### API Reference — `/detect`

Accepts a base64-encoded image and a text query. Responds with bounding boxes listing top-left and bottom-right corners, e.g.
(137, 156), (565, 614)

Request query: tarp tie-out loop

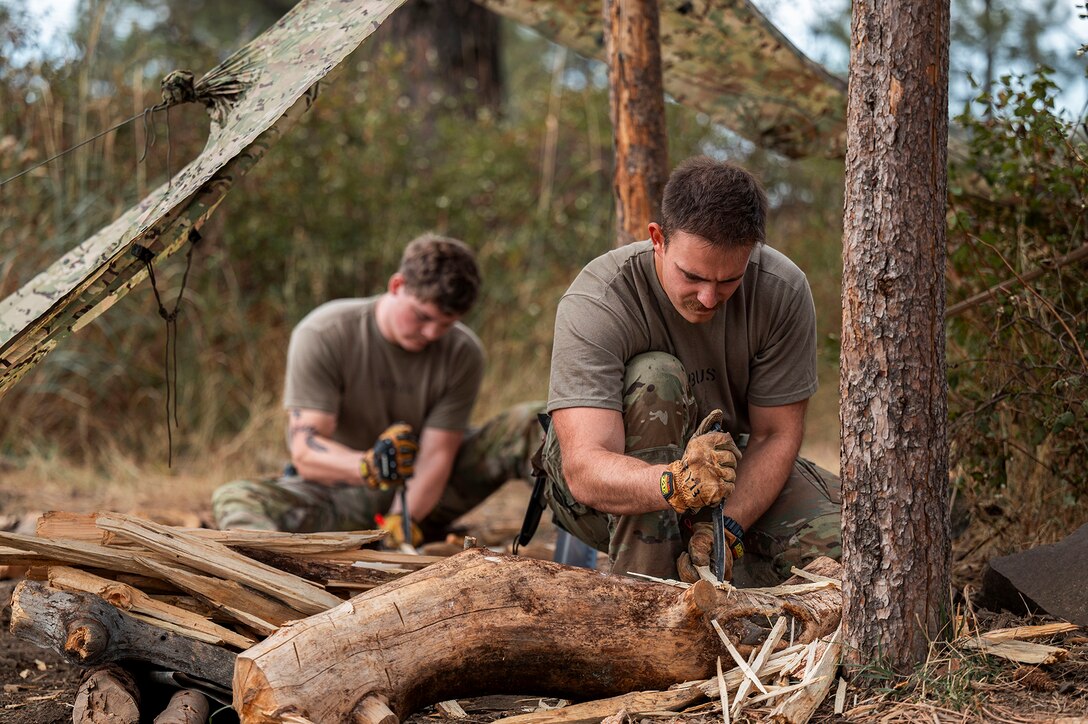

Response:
(132, 229), (202, 468)
(160, 70), (198, 106)
(159, 61), (258, 127)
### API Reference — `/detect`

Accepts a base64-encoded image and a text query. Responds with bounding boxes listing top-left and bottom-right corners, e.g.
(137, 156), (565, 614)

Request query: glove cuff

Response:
(360, 451), (380, 488)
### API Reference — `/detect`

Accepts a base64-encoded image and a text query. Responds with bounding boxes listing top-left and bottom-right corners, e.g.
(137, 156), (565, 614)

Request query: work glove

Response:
(659, 410), (741, 514)
(376, 513), (424, 548)
(676, 521), (743, 583)
(360, 423), (419, 489)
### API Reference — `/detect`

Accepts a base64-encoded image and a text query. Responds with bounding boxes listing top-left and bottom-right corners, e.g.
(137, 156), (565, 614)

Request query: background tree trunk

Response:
(383, 0), (504, 117)
(605, 0), (668, 247)
(840, 0), (952, 673)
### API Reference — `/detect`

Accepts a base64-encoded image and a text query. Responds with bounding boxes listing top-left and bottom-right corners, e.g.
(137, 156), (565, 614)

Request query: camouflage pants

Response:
(542, 352), (841, 586)
(211, 401), (546, 538)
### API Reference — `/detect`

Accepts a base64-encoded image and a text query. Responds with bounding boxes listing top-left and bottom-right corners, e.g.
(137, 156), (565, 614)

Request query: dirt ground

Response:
(1, 480), (1086, 723)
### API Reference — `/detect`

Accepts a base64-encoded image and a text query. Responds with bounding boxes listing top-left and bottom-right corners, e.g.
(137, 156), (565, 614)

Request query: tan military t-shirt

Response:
(548, 240), (817, 435)
(284, 297), (484, 449)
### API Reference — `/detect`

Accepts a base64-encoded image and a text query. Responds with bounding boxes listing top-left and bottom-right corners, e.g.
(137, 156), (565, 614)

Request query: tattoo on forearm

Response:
(289, 424), (328, 453)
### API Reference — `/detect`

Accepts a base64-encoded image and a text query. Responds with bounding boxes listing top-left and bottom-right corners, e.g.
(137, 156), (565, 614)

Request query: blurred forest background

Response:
(0, 0), (1085, 572)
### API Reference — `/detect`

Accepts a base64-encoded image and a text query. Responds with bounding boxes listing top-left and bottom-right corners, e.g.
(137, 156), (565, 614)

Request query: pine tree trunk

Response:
(605, 0), (668, 247)
(840, 0), (952, 674)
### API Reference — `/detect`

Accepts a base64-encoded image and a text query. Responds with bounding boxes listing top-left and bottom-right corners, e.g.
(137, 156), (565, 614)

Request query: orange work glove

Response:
(659, 410), (741, 514)
(676, 520), (744, 583)
(360, 423), (419, 489)
(377, 514), (424, 548)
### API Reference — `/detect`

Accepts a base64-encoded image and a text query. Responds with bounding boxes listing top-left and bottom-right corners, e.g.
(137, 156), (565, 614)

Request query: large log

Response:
(235, 550), (843, 723)
(9, 580), (236, 689)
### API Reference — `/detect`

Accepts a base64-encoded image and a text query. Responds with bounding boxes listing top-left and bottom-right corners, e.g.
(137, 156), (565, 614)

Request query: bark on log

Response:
(72, 664), (141, 724)
(153, 689), (210, 724)
(235, 550), (842, 723)
(9, 580), (236, 690)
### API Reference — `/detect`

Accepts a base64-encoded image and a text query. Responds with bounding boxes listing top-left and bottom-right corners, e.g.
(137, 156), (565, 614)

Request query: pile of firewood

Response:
(0, 511), (436, 720)
(2, 511), (848, 723)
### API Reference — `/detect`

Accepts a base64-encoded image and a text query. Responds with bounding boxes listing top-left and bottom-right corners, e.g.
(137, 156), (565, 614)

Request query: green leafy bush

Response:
(946, 69), (1087, 531)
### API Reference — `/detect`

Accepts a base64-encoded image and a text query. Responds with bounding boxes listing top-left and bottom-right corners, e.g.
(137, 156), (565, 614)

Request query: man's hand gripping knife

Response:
(658, 410), (745, 583)
(360, 423), (423, 549)
(359, 422), (419, 489)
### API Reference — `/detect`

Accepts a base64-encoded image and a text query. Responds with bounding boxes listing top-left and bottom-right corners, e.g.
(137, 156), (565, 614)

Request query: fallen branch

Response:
(10, 580), (236, 689)
(234, 551), (843, 723)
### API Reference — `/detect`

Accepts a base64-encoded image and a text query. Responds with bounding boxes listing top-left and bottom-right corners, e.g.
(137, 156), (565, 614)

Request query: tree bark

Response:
(605, 0), (668, 247)
(72, 664), (141, 724)
(841, 0), (951, 673)
(9, 580), (236, 690)
(234, 550), (843, 723)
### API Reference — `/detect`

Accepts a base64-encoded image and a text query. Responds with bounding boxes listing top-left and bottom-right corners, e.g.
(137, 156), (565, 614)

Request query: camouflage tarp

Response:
(0, 0), (405, 399)
(0, 0), (844, 401)
(477, 0), (847, 159)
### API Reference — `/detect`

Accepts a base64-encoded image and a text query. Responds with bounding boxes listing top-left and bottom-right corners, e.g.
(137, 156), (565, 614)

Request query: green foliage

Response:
(946, 69), (1088, 529)
(0, 3), (846, 475)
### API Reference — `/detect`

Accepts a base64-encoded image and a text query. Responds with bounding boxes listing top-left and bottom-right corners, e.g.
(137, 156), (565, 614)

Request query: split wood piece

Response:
(235, 547), (400, 589)
(435, 700), (469, 719)
(137, 557), (295, 634)
(295, 549), (447, 568)
(494, 687), (704, 724)
(523, 640), (814, 723)
(10, 580), (236, 689)
(37, 510), (384, 553)
(48, 566), (255, 649)
(768, 626), (842, 724)
(97, 513), (342, 615)
(961, 637), (1069, 665)
(153, 689), (210, 724)
(975, 622), (1080, 641)
(354, 695), (398, 724)
(149, 594), (222, 620)
(716, 657), (730, 724)
(72, 664), (140, 724)
(730, 616), (788, 717)
(234, 551), (843, 723)
(0, 531), (159, 577)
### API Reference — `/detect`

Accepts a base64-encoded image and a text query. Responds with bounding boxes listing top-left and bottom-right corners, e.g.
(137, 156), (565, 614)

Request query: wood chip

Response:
(788, 566), (842, 586)
(436, 700), (468, 719)
(833, 676), (847, 714)
(716, 656), (730, 724)
(731, 616), (787, 716)
(710, 619), (768, 695)
(769, 627), (843, 724)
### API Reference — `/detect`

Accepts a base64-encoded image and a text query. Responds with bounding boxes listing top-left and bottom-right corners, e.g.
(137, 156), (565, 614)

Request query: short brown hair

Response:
(660, 157), (767, 248)
(399, 234), (480, 315)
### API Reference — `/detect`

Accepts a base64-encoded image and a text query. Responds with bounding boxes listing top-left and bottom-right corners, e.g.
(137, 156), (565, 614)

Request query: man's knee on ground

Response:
(767, 512), (843, 579)
(210, 479), (280, 531)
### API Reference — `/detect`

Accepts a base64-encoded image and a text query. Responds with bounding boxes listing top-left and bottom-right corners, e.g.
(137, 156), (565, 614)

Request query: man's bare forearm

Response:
(563, 449), (671, 515)
(288, 422), (366, 485)
(721, 432), (799, 530)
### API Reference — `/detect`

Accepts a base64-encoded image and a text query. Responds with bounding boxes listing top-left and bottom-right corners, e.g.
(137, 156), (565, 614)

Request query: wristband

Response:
(659, 470), (676, 501)
(722, 515), (745, 560)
